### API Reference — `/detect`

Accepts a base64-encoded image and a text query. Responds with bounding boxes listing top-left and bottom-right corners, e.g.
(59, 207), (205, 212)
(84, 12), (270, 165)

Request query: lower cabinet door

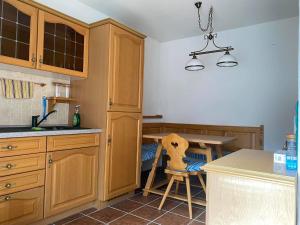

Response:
(44, 147), (98, 217)
(0, 187), (44, 225)
(106, 112), (142, 200)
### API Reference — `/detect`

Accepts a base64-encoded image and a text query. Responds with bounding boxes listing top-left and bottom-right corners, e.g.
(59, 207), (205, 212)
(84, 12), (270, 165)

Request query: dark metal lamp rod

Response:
(189, 47), (234, 56)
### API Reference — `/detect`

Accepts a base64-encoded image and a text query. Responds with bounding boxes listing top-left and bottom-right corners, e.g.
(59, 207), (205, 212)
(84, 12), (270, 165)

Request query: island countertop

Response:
(202, 149), (296, 185)
(203, 149), (296, 225)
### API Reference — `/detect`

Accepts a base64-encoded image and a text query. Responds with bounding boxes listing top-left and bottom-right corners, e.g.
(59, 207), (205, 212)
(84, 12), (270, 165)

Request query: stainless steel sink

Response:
(41, 126), (84, 131)
(0, 126), (84, 133)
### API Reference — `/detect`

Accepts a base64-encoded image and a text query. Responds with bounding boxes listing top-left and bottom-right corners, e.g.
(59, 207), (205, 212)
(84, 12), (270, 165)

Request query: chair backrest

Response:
(162, 133), (189, 171)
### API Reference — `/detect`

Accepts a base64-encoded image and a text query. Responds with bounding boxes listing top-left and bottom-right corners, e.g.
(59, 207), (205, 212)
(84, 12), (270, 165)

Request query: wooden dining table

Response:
(142, 132), (236, 206)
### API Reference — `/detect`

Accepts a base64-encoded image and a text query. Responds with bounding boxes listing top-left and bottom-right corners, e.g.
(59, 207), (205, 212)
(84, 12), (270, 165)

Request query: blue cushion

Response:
(186, 152), (206, 161)
(185, 157), (206, 172)
(141, 143), (158, 162)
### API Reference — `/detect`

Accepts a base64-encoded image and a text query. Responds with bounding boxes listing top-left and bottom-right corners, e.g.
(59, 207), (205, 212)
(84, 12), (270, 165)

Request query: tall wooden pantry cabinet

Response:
(71, 19), (145, 201)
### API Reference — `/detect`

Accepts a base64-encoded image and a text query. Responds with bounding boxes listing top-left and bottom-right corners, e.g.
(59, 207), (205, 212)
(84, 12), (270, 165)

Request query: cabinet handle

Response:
(48, 156), (53, 168)
(39, 55), (43, 65)
(1, 145), (17, 150)
(31, 54), (36, 65)
(4, 183), (15, 189)
(109, 98), (113, 107)
(0, 195), (12, 202)
(107, 135), (112, 145)
(1, 163), (16, 169)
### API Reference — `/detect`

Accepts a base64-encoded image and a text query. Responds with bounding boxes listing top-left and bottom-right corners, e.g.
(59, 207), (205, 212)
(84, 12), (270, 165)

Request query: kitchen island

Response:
(203, 149), (296, 225)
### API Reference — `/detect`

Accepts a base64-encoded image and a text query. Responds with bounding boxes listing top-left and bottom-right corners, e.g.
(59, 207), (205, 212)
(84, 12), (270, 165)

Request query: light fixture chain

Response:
(197, 6), (214, 33)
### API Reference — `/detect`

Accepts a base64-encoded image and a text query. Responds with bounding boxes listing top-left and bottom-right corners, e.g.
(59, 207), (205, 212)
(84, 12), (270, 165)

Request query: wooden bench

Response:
(143, 123), (264, 151)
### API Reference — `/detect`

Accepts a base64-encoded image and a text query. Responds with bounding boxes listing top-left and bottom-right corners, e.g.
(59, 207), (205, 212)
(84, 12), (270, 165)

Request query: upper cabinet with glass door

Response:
(37, 11), (89, 78)
(0, 0), (38, 68)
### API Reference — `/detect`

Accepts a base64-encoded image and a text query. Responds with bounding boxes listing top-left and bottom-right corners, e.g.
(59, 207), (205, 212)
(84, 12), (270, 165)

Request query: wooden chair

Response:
(158, 133), (207, 219)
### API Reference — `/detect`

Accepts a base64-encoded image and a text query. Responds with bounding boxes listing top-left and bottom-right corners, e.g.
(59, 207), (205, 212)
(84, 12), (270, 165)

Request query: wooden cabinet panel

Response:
(108, 25), (144, 112)
(0, 170), (44, 196)
(47, 134), (100, 152)
(44, 147), (98, 217)
(0, 137), (46, 157)
(106, 112), (141, 199)
(0, 0), (38, 68)
(37, 10), (89, 77)
(0, 153), (45, 177)
(0, 187), (44, 225)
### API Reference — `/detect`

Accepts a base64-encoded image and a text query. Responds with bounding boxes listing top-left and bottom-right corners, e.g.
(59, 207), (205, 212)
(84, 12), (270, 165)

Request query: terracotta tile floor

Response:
(52, 184), (206, 225)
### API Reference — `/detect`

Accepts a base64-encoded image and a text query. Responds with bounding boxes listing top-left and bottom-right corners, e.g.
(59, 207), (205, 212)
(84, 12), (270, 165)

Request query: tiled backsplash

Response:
(0, 70), (70, 126)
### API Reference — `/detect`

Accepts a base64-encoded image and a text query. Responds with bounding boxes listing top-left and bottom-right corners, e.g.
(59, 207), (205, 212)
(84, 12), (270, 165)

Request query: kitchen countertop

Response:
(202, 149), (297, 185)
(0, 128), (102, 138)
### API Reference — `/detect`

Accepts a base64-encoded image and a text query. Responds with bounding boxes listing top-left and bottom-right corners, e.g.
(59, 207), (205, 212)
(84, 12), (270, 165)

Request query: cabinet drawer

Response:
(0, 187), (44, 225)
(47, 134), (100, 152)
(0, 137), (46, 157)
(0, 170), (45, 196)
(0, 153), (45, 177)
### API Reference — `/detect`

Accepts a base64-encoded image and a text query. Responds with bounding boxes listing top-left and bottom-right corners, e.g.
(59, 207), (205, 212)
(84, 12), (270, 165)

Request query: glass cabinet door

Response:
(37, 11), (89, 78)
(0, 0), (37, 68)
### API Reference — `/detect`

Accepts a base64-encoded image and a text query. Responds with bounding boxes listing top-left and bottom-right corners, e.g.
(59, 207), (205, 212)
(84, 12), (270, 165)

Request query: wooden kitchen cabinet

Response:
(0, 136), (46, 158)
(0, 0), (38, 68)
(0, 187), (44, 225)
(106, 112), (142, 199)
(0, 0), (89, 77)
(0, 153), (45, 177)
(37, 10), (89, 77)
(71, 19), (145, 201)
(108, 26), (144, 113)
(0, 170), (45, 196)
(47, 133), (100, 152)
(44, 147), (98, 217)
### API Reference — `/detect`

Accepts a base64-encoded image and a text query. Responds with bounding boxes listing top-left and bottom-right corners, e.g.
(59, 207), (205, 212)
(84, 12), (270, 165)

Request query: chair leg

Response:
(175, 181), (180, 195)
(197, 173), (206, 194)
(158, 176), (175, 210)
(185, 176), (193, 219)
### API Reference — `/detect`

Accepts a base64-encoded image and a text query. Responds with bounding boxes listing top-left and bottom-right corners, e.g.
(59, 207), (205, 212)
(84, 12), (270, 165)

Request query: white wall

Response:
(144, 17), (298, 151)
(143, 37), (162, 117)
(34, 0), (108, 23)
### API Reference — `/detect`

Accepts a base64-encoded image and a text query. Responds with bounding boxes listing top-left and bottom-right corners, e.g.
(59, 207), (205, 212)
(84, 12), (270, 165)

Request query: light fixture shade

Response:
(185, 55), (205, 71)
(216, 51), (238, 67)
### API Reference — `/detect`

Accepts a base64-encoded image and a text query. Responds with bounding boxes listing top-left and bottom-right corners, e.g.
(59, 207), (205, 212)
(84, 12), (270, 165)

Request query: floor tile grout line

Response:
(129, 198), (176, 224)
(128, 196), (161, 206)
(61, 213), (85, 225)
(144, 195), (205, 214)
(109, 203), (152, 223)
(127, 197), (160, 206)
(61, 190), (205, 225)
(127, 212), (152, 223)
(85, 214), (110, 224)
(107, 213), (129, 225)
(88, 206), (131, 225)
(194, 210), (206, 223)
(145, 200), (205, 221)
(110, 200), (147, 214)
(138, 198), (186, 224)
(82, 209), (99, 216)
(146, 206), (175, 224)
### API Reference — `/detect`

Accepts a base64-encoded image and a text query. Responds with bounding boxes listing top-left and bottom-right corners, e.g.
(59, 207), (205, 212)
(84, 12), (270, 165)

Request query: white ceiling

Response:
(36, 0), (298, 42)
(77, 0), (298, 41)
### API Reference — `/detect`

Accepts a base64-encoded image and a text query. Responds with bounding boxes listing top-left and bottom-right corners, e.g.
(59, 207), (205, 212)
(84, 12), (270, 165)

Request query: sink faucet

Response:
(32, 110), (57, 127)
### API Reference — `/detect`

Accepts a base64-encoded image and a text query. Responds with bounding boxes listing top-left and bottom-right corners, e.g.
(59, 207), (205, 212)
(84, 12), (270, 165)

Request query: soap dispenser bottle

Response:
(72, 105), (81, 128)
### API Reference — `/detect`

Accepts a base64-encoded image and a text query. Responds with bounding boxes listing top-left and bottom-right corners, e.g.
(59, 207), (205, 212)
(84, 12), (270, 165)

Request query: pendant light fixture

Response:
(185, 2), (238, 71)
(185, 54), (205, 71)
